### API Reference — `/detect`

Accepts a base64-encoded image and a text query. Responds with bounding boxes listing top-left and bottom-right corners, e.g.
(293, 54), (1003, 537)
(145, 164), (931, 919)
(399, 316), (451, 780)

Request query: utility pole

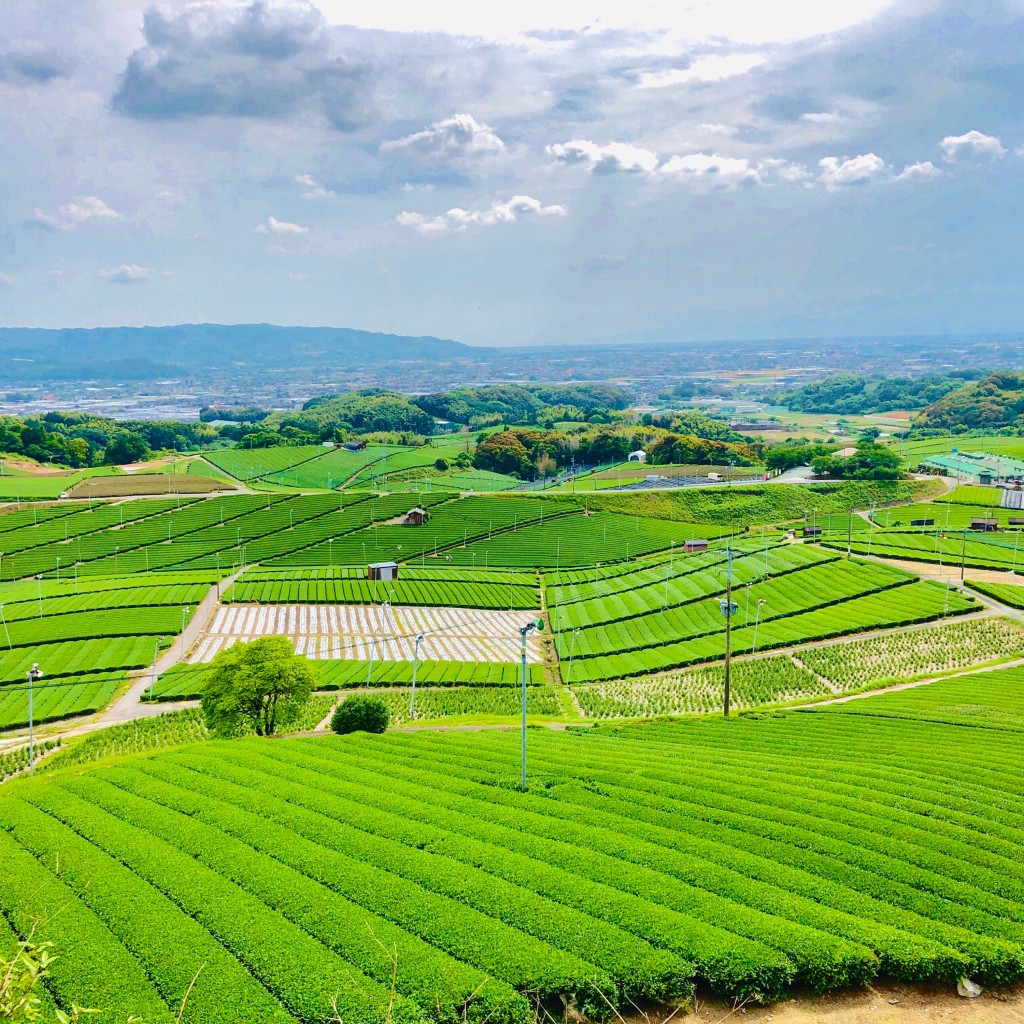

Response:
(27, 664), (43, 774)
(408, 633), (425, 719)
(519, 619), (544, 791)
(721, 544), (735, 717)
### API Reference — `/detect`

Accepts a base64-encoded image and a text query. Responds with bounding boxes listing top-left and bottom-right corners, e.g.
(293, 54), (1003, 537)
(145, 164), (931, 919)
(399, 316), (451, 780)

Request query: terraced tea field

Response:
(568, 617), (1024, 718)
(5, 672), (1024, 1019)
(149, 658), (547, 701)
(227, 566), (540, 609)
(0, 482), (1010, 735)
(0, 572), (216, 728)
(546, 543), (980, 683)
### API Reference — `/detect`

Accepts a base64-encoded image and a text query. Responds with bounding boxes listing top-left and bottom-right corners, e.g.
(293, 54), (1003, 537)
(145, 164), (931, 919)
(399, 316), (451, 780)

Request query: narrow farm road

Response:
(99, 568), (243, 725)
(809, 651), (1024, 707)
(3, 571), (244, 751)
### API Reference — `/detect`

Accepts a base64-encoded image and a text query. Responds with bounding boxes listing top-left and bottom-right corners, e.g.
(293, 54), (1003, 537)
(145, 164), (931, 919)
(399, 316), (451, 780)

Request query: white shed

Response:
(628, 450), (647, 463)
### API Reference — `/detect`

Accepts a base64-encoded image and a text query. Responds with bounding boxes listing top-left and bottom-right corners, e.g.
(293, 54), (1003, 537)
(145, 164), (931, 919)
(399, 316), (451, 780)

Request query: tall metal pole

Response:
(565, 627), (580, 686)
(724, 545), (733, 717)
(753, 600), (766, 652)
(409, 633), (424, 719)
(180, 607), (189, 659)
(27, 664), (42, 774)
(148, 637), (162, 700)
(0, 605), (10, 649)
(518, 619), (542, 791)
(520, 627), (529, 791)
(960, 528), (968, 585)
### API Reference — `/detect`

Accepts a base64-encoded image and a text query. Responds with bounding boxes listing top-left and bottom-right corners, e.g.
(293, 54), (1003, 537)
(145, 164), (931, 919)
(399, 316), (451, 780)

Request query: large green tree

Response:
(202, 637), (316, 738)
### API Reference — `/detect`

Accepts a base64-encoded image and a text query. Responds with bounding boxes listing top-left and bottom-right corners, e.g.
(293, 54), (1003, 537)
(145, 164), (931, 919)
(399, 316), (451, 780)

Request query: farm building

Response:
(921, 449), (1024, 486)
(404, 507), (430, 526)
(367, 561), (399, 581)
(343, 440), (367, 452)
(627, 450), (647, 463)
(801, 526), (822, 538)
(683, 539), (709, 553)
(971, 518), (999, 532)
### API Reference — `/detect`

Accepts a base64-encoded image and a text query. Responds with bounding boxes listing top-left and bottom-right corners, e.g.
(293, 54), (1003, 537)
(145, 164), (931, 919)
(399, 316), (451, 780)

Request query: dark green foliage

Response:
(811, 441), (903, 480)
(415, 383), (631, 427)
(917, 371), (1024, 430)
(202, 637), (317, 737)
(286, 390), (435, 436)
(331, 696), (389, 734)
(777, 372), (966, 415)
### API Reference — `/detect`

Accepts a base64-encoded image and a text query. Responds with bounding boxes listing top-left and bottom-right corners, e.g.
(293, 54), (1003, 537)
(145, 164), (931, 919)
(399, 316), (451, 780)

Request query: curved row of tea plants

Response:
(7, 687), (1022, 1018)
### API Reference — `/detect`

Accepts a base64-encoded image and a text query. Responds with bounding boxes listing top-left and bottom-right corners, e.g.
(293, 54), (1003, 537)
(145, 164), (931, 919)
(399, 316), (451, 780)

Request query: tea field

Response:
(568, 617), (1024, 718)
(546, 542), (981, 683)
(4, 672), (1024, 1019)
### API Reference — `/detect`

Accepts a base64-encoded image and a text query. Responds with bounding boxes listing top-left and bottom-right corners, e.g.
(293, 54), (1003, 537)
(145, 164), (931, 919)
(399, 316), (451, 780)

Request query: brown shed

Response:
(404, 507), (430, 526)
(971, 518), (999, 532)
(367, 561), (399, 581)
(683, 538), (709, 553)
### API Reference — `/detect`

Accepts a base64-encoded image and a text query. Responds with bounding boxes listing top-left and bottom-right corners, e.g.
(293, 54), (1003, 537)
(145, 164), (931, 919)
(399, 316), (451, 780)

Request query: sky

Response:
(1, 0), (1024, 346)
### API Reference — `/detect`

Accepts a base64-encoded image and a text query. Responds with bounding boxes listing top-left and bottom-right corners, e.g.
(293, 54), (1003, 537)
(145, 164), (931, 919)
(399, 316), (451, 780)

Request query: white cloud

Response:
(295, 173), (334, 199)
(939, 130), (1006, 162)
(547, 140), (659, 173)
(382, 114), (506, 161)
(314, 0), (899, 47)
(659, 152), (761, 189)
(802, 111), (846, 125)
(99, 264), (152, 284)
(549, 144), (812, 189)
(0, 273), (16, 288)
(817, 153), (888, 189)
(255, 216), (309, 235)
(700, 123), (732, 135)
(25, 196), (121, 232)
(759, 158), (812, 183)
(895, 160), (941, 182)
(402, 183), (436, 193)
(637, 52), (766, 89)
(397, 195), (566, 235)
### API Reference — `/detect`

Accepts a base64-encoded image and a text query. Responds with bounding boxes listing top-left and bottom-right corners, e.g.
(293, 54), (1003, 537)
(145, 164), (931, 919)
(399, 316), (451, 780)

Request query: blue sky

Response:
(1, 0), (1023, 346)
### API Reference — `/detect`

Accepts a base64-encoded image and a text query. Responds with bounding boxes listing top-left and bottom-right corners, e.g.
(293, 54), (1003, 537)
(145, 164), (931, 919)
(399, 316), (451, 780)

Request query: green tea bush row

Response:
(799, 618), (1024, 688)
(573, 657), (830, 718)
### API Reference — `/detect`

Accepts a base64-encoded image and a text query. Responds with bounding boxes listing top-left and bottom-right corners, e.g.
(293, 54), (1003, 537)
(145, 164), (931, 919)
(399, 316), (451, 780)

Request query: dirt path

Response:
(812, 649), (1024, 707)
(676, 980), (1024, 1024)
(856, 555), (1024, 588)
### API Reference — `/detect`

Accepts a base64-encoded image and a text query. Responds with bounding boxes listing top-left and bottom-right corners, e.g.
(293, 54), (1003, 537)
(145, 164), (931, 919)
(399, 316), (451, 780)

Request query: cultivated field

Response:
(4, 673), (1024, 1019)
(1, 474), (1024, 1018)
(188, 604), (546, 665)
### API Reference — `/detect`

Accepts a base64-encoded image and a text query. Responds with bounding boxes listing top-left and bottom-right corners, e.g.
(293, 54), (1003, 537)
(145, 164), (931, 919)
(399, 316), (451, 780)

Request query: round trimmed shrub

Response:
(330, 696), (389, 735)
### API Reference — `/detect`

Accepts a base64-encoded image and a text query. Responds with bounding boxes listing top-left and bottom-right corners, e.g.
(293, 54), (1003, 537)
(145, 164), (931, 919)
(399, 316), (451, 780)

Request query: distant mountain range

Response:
(0, 323), (473, 381)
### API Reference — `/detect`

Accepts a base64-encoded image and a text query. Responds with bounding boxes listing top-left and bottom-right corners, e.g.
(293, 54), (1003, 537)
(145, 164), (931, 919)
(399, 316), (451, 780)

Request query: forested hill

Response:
(773, 372), (967, 415)
(0, 323), (471, 378)
(916, 371), (1024, 429)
